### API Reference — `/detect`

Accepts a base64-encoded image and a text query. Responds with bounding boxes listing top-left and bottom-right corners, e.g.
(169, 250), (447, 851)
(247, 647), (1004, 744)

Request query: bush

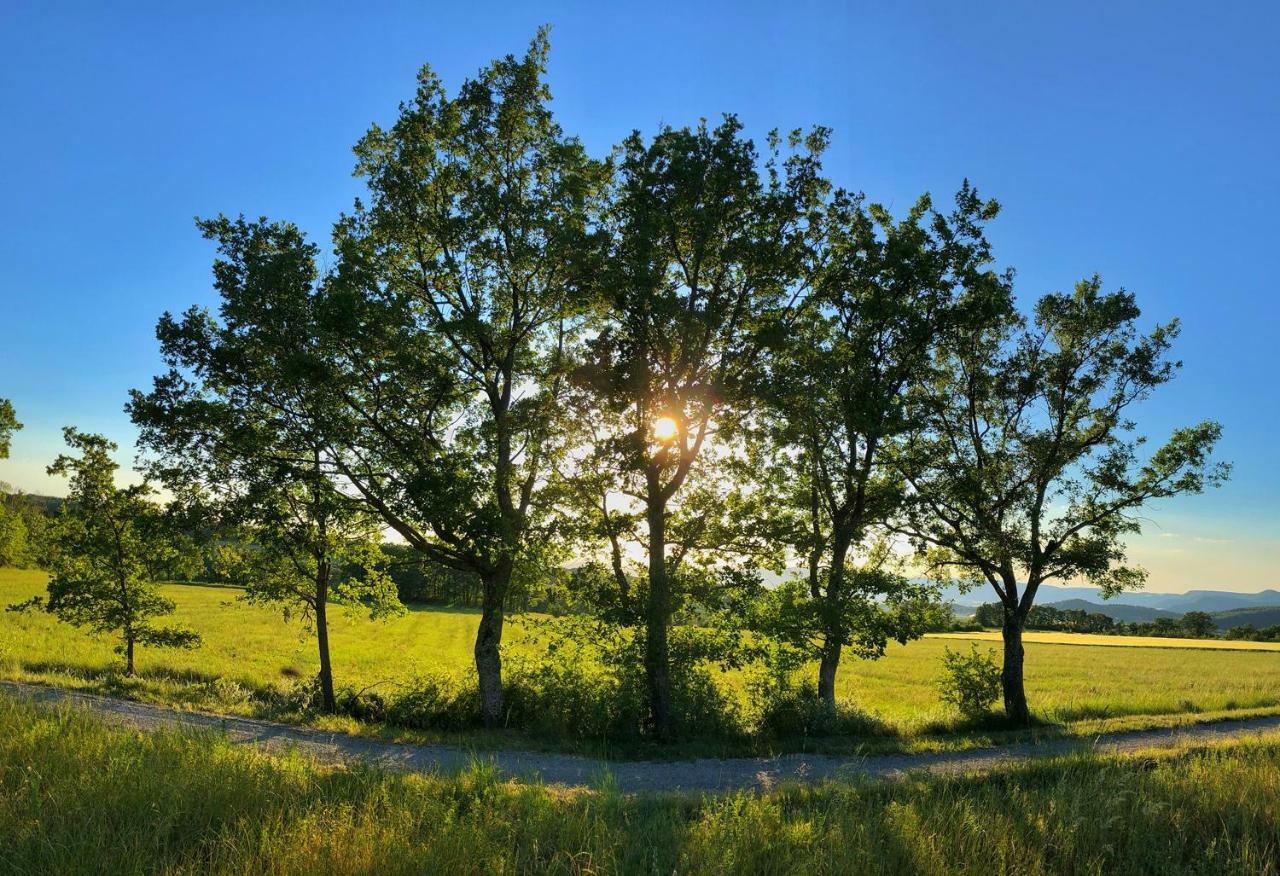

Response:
(502, 624), (744, 742)
(326, 619), (745, 743)
(751, 671), (839, 738)
(746, 647), (893, 739)
(938, 644), (1001, 720)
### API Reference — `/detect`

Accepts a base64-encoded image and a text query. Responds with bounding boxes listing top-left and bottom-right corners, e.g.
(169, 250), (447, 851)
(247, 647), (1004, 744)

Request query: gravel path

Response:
(6, 680), (1279, 793)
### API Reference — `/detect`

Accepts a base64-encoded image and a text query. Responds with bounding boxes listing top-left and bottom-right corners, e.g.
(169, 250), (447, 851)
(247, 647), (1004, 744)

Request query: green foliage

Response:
(566, 115), (827, 736)
(303, 30), (608, 725)
(0, 491), (52, 570)
(0, 504), (29, 567)
(505, 616), (745, 742)
(901, 276), (1230, 721)
(748, 183), (1011, 703)
(12, 429), (200, 671)
(745, 647), (892, 739)
(938, 644), (1002, 721)
(0, 397), (20, 459)
(750, 570), (935, 662)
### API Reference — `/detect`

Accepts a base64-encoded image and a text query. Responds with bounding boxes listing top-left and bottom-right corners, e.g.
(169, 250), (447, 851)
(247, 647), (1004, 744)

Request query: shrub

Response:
(748, 668), (893, 739)
(502, 626), (744, 742)
(271, 674), (324, 714)
(938, 644), (1001, 720)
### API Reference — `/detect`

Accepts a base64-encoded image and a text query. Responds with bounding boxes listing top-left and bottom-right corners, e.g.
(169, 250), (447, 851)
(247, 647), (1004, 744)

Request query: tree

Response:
(129, 217), (401, 712)
(1181, 610), (1217, 638)
(311, 31), (603, 726)
(11, 429), (199, 674)
(0, 500), (29, 567)
(0, 398), (20, 459)
(569, 119), (825, 737)
(897, 279), (1229, 723)
(752, 183), (1011, 709)
(0, 488), (51, 570)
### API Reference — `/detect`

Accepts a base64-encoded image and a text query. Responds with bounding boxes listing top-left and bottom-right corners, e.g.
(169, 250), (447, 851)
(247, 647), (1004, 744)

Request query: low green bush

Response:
(938, 643), (1002, 720)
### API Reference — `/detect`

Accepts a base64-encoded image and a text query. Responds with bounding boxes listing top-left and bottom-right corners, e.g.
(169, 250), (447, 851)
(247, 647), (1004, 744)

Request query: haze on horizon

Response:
(1, 1), (1276, 593)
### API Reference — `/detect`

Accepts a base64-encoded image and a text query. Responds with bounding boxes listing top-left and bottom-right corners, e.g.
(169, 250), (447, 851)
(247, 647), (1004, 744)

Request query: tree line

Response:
(971, 602), (1222, 639)
(2, 31), (1228, 738)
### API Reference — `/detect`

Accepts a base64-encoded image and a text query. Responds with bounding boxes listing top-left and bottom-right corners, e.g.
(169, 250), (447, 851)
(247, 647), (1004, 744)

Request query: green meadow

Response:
(5, 567), (1280, 755)
(2, 695), (1278, 875)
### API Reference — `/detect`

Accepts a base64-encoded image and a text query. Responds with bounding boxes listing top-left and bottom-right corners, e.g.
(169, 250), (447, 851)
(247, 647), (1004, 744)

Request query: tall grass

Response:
(2, 696), (1278, 874)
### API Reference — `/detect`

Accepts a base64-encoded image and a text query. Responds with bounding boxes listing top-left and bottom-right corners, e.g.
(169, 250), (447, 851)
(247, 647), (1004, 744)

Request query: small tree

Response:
(0, 398), (20, 459)
(0, 499), (29, 567)
(898, 279), (1229, 724)
(1181, 610), (1217, 638)
(129, 217), (401, 713)
(13, 429), (199, 674)
(229, 509), (399, 712)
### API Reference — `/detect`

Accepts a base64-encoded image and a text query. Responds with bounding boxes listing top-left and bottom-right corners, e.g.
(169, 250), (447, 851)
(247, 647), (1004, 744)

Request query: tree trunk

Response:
(314, 564), (336, 714)
(816, 526), (853, 712)
(1001, 611), (1031, 725)
(475, 564), (509, 729)
(125, 635), (135, 676)
(645, 499), (673, 739)
(817, 637), (842, 711)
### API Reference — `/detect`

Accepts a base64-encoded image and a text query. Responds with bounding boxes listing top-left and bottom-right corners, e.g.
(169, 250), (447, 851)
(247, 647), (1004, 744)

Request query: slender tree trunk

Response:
(125, 635), (135, 676)
(817, 638), (842, 709)
(1001, 610), (1031, 725)
(816, 526), (853, 712)
(314, 564), (336, 714)
(475, 563), (509, 729)
(645, 497), (673, 739)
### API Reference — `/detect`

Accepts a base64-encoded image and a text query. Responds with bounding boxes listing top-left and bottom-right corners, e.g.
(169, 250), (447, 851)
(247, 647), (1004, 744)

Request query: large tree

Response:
(752, 184), (1013, 709)
(11, 429), (199, 674)
(129, 217), (400, 713)
(313, 31), (603, 726)
(571, 120), (826, 737)
(897, 278), (1228, 723)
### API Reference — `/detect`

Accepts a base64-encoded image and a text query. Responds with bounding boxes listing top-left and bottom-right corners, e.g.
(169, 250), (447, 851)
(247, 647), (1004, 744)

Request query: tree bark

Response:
(125, 635), (135, 676)
(475, 564), (509, 729)
(314, 563), (336, 714)
(816, 526), (853, 712)
(1001, 611), (1031, 725)
(817, 638), (842, 710)
(645, 498), (673, 739)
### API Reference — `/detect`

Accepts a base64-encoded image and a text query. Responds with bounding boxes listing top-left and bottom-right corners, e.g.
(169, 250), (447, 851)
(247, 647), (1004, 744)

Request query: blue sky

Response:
(1, 1), (1276, 590)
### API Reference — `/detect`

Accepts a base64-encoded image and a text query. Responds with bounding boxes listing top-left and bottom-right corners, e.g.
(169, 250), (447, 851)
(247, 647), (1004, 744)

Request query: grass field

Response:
(4, 568), (1280, 753)
(2, 695), (1278, 874)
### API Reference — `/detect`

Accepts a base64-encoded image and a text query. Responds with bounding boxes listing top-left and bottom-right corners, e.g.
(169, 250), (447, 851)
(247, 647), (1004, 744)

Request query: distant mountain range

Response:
(939, 581), (1280, 615)
(1208, 606), (1280, 630)
(1041, 599), (1181, 624)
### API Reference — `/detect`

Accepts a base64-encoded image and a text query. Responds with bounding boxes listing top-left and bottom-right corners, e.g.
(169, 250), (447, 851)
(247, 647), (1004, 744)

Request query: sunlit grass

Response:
(4, 567), (1280, 755)
(2, 695), (1278, 874)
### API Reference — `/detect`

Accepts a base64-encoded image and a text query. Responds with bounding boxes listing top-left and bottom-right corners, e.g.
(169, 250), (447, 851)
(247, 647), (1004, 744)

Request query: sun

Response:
(653, 416), (679, 442)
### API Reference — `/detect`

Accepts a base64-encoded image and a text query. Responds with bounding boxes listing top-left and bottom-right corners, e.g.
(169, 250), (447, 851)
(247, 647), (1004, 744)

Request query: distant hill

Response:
(1043, 599), (1181, 624)
(1211, 607), (1280, 630)
(939, 581), (1280, 614)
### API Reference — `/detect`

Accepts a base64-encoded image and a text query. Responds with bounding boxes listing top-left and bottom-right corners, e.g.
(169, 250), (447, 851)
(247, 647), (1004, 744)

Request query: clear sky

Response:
(1, 1), (1276, 591)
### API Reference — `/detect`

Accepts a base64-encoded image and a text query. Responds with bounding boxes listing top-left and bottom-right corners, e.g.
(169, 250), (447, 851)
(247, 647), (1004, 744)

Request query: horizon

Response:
(2, 1), (1277, 593)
